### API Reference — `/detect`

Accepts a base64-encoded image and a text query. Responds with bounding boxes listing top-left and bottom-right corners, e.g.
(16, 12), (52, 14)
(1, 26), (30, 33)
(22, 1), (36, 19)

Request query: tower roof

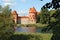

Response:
(29, 7), (37, 13)
(11, 10), (18, 15)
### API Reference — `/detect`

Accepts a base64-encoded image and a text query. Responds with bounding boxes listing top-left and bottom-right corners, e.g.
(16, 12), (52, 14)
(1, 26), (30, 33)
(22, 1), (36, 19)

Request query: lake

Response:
(15, 27), (42, 33)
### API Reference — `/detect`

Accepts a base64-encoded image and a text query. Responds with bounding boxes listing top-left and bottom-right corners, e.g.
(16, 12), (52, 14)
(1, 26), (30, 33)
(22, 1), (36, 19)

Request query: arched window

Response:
(32, 15), (34, 17)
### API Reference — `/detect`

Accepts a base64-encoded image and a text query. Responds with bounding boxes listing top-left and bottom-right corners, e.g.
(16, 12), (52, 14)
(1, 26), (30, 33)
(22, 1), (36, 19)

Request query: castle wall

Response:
(11, 7), (38, 24)
(17, 17), (21, 24)
(20, 17), (29, 24)
(29, 13), (37, 24)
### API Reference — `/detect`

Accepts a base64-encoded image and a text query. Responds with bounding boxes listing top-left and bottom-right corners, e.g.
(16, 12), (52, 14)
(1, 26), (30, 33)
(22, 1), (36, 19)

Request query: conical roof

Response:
(29, 7), (37, 13)
(11, 10), (18, 15)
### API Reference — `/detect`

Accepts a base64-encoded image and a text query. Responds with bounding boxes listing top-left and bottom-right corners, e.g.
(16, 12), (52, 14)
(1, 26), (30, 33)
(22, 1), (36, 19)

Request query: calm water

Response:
(15, 27), (42, 33)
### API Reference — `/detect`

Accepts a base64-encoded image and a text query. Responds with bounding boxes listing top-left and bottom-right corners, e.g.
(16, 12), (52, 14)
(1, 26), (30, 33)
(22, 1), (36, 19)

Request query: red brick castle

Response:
(11, 7), (39, 24)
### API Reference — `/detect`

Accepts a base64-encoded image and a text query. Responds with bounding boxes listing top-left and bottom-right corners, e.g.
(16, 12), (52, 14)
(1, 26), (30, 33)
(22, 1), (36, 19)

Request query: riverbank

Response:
(11, 32), (53, 40)
(17, 23), (48, 28)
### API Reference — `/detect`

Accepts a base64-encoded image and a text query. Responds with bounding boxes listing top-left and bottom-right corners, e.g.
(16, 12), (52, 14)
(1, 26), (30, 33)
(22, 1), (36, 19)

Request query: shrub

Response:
(8, 32), (52, 40)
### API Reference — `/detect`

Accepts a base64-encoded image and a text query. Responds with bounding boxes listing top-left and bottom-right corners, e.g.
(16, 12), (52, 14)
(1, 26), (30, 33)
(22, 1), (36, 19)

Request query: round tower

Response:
(11, 10), (18, 24)
(29, 7), (37, 24)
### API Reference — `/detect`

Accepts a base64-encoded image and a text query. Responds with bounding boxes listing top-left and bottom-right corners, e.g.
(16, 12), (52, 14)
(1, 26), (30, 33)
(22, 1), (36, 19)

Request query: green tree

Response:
(41, 0), (60, 9)
(0, 5), (2, 11)
(37, 13), (41, 23)
(40, 0), (60, 40)
(40, 7), (50, 24)
(45, 9), (60, 40)
(0, 5), (14, 40)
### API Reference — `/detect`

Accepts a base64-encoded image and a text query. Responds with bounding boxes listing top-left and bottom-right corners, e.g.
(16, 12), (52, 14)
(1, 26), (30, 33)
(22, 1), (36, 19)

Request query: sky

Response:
(0, 0), (52, 16)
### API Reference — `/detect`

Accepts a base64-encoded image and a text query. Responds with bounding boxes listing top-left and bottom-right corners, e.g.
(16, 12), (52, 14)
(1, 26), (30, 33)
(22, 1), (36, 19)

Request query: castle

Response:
(11, 7), (39, 24)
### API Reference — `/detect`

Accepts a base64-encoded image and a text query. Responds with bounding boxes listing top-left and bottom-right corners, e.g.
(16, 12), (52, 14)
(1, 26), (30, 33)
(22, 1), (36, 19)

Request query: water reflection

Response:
(15, 27), (42, 33)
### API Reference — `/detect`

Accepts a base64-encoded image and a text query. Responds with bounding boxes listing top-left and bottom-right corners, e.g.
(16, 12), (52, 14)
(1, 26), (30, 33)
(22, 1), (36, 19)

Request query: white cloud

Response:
(3, 0), (11, 2)
(21, 0), (26, 2)
(2, 0), (16, 6)
(3, 0), (16, 2)
(17, 10), (29, 16)
(4, 2), (16, 6)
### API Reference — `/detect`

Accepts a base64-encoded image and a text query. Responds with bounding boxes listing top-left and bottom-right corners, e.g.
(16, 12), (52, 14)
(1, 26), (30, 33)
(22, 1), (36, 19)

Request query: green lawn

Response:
(14, 32), (53, 40)
(17, 23), (48, 28)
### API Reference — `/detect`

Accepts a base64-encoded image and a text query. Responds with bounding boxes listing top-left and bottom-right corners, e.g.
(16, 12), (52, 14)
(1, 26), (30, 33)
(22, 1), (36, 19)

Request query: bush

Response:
(9, 34), (43, 40)
(8, 32), (52, 40)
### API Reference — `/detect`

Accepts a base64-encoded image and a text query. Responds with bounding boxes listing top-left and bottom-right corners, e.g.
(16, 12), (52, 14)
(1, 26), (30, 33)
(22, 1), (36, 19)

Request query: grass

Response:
(17, 23), (48, 28)
(14, 32), (53, 40)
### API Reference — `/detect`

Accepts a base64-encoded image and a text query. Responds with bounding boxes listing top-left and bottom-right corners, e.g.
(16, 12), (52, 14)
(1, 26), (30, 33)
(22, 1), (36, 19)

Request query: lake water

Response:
(15, 27), (42, 33)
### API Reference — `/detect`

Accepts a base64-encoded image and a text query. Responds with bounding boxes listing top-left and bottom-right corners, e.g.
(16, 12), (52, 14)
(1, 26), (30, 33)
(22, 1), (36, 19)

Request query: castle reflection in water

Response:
(15, 27), (42, 32)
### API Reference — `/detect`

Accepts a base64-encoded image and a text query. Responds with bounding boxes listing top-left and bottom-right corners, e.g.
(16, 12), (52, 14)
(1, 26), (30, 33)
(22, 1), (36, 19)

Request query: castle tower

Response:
(29, 7), (37, 24)
(11, 11), (18, 24)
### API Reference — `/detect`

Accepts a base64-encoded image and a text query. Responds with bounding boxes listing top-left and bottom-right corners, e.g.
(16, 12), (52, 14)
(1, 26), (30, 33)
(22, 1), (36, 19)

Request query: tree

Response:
(40, 7), (50, 24)
(45, 9), (60, 40)
(0, 5), (2, 11)
(41, 0), (60, 9)
(37, 13), (41, 23)
(40, 0), (60, 40)
(0, 5), (14, 40)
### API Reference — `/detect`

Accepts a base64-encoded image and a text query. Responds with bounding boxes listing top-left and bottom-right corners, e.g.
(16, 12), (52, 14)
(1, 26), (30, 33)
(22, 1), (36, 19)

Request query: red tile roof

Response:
(29, 7), (37, 13)
(11, 10), (18, 15)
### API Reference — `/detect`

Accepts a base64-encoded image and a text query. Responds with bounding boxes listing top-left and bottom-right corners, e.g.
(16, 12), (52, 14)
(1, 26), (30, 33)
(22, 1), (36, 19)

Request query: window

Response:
(32, 15), (34, 17)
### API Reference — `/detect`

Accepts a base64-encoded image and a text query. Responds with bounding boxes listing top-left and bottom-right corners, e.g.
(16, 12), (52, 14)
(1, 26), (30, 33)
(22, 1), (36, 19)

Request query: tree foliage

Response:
(37, 13), (41, 23)
(41, 0), (60, 9)
(46, 9), (60, 40)
(40, 7), (50, 24)
(40, 0), (60, 40)
(0, 5), (14, 40)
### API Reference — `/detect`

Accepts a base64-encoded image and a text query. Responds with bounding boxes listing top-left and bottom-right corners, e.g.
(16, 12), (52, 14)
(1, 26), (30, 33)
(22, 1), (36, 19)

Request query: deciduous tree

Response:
(0, 5), (14, 40)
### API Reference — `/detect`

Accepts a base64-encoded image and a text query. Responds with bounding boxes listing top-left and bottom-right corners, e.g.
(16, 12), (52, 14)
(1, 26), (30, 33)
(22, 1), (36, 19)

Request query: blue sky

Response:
(0, 0), (52, 16)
